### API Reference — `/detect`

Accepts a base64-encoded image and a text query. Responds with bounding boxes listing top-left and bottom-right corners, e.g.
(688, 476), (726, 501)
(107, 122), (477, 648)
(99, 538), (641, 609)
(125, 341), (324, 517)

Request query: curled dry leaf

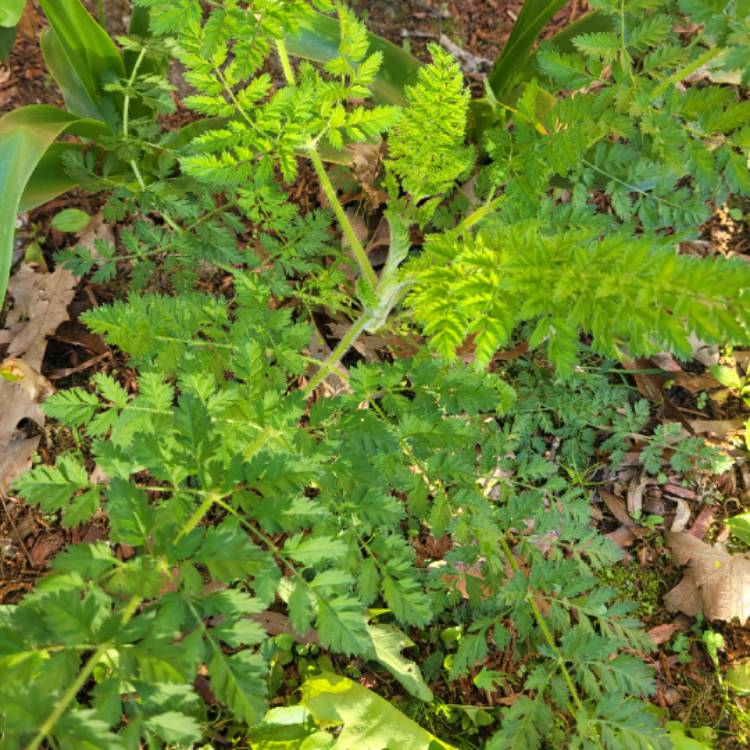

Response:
(688, 505), (716, 540)
(606, 525), (645, 549)
(599, 489), (634, 527)
(627, 472), (649, 518)
(670, 498), (691, 533)
(663, 484), (698, 501)
(647, 623), (679, 646)
(348, 142), (388, 208)
(664, 532), (750, 624)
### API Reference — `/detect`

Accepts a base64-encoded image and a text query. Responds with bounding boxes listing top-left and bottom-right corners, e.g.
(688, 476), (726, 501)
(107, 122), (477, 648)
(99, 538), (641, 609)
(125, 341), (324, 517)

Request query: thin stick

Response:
(0, 491), (35, 568)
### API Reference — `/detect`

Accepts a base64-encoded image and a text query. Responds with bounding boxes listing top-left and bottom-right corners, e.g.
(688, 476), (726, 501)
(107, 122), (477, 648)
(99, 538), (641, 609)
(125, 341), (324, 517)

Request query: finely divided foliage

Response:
(1, 0), (749, 748)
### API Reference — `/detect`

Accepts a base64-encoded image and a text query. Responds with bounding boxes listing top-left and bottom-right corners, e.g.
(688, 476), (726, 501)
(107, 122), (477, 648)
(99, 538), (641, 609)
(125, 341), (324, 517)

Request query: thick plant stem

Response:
(651, 46), (722, 100)
(304, 312), (371, 396)
(306, 147), (379, 290)
(123, 46), (148, 191)
(455, 194), (504, 234)
(27, 595), (142, 750)
(498, 535), (605, 750)
(276, 39), (296, 86)
(174, 492), (218, 541)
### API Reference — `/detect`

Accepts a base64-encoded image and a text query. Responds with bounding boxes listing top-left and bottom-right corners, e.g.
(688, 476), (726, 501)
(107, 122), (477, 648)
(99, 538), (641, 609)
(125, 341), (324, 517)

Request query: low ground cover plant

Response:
(1, 0), (749, 748)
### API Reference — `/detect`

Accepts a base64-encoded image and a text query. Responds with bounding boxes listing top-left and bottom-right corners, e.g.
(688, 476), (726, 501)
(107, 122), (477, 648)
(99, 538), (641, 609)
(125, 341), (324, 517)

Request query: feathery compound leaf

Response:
(209, 649), (268, 726)
(315, 595), (371, 656)
(381, 571), (433, 628)
(4, 2), (747, 747)
(43, 387), (101, 427)
(572, 32), (619, 61)
(408, 225), (750, 370)
(387, 44), (474, 201)
(14, 455), (93, 519)
(283, 533), (349, 566)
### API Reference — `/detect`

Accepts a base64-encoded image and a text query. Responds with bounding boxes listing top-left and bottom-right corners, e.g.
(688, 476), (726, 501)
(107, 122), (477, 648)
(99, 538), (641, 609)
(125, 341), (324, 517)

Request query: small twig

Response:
(437, 34), (492, 74)
(407, 0), (451, 18)
(400, 30), (492, 74)
(47, 351), (112, 381)
(0, 491), (35, 569)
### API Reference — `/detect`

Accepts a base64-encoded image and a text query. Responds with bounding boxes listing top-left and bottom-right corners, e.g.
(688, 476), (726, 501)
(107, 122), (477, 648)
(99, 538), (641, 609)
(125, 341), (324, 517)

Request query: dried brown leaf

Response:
(673, 372), (722, 393)
(30, 532), (65, 567)
(2, 265), (77, 370)
(0, 358), (53, 401)
(599, 489), (634, 527)
(621, 358), (667, 401)
(670, 498), (691, 533)
(648, 623), (678, 646)
(651, 352), (683, 373)
(0, 377), (44, 482)
(688, 418), (745, 437)
(627, 473), (649, 518)
(606, 526), (638, 548)
(663, 484), (698, 501)
(0, 265), (70, 492)
(665, 532), (750, 624)
(76, 214), (113, 262)
(0, 435), (40, 493)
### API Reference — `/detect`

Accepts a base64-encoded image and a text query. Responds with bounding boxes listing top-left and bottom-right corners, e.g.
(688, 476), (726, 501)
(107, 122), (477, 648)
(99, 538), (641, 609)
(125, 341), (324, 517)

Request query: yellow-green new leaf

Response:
(301, 672), (454, 750)
(0, 0), (24, 27)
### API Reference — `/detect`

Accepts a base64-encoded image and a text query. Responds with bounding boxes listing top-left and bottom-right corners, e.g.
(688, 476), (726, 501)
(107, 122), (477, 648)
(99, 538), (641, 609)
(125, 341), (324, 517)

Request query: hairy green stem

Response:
(498, 536), (605, 750)
(215, 67), (266, 138)
(304, 312), (371, 396)
(306, 147), (379, 289)
(651, 46), (723, 100)
(174, 492), (220, 542)
(455, 194), (504, 234)
(123, 46), (148, 191)
(27, 596), (142, 750)
(276, 39), (296, 86)
(213, 497), (304, 582)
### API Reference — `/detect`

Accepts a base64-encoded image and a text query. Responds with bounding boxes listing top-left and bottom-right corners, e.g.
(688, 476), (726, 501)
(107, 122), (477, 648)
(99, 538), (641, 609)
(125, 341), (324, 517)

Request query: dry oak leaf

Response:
(0, 264), (77, 370)
(664, 532), (750, 624)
